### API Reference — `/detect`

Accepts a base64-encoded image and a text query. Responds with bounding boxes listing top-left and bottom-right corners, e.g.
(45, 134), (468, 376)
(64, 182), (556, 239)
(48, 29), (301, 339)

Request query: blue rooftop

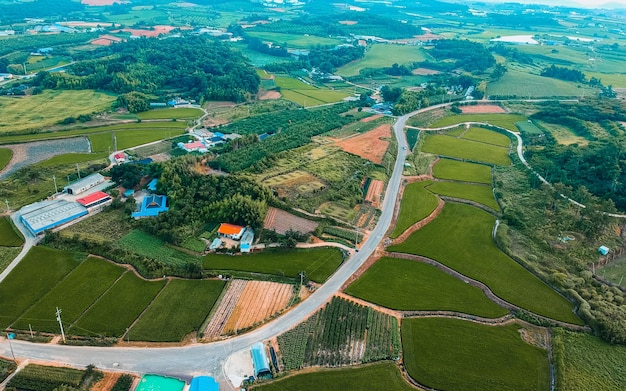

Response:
(123, 189), (135, 197)
(190, 376), (219, 391)
(132, 195), (168, 219)
(147, 178), (158, 192)
(251, 342), (271, 377)
(213, 132), (225, 138)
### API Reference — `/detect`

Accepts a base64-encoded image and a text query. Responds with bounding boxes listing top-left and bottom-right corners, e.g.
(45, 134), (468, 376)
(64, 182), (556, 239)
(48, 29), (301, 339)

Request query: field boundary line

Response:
(401, 311), (514, 325)
(434, 195), (501, 216)
(390, 198), (444, 245)
(122, 279), (170, 340)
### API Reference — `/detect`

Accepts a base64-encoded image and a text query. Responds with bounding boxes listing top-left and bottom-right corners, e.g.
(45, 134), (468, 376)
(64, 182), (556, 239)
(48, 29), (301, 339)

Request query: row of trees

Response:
(429, 39), (496, 74)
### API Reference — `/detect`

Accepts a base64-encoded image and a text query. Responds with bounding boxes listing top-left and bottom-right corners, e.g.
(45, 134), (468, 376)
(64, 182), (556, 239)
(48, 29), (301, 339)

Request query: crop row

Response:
(322, 226), (364, 244)
(7, 364), (84, 391)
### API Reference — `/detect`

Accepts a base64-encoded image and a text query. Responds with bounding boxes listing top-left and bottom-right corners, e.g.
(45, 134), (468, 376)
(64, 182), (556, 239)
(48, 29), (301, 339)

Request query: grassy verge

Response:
(0, 148), (12, 171)
(203, 247), (344, 283)
(421, 134), (511, 166)
(402, 318), (549, 391)
(0, 247), (21, 275)
(426, 181), (500, 211)
(389, 203), (581, 324)
(389, 180), (439, 239)
(138, 108), (203, 120)
(345, 257), (507, 317)
(130, 279), (225, 342)
(432, 159), (492, 184)
(0, 217), (23, 247)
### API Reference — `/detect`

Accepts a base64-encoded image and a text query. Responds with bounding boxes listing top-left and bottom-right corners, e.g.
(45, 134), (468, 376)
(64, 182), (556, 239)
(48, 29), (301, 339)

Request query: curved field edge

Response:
(432, 158), (492, 184)
(425, 181), (500, 211)
(421, 134), (512, 166)
(390, 180), (439, 239)
(0, 148), (12, 171)
(0, 216), (24, 247)
(345, 257), (507, 318)
(402, 318), (550, 391)
(250, 361), (417, 391)
(388, 203), (581, 325)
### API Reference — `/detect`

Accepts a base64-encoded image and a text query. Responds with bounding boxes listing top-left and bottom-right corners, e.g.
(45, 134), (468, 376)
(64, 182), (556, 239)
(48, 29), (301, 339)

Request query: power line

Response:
(55, 307), (66, 343)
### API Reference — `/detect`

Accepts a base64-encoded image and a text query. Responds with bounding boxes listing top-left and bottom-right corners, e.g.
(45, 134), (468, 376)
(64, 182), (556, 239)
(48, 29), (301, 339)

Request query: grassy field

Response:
(430, 114), (527, 131)
(337, 44), (427, 77)
(0, 247), (21, 275)
(462, 127), (511, 147)
(426, 181), (500, 211)
(274, 76), (350, 106)
(597, 255), (626, 287)
(12, 257), (125, 332)
(62, 208), (132, 242)
(0, 217), (23, 247)
(554, 329), (626, 391)
(487, 69), (583, 98)
(246, 32), (343, 48)
(534, 120), (588, 146)
(515, 121), (544, 136)
(432, 159), (492, 184)
(0, 90), (116, 133)
(90, 125), (187, 152)
(70, 273), (166, 337)
(402, 318), (550, 391)
(137, 108), (203, 120)
(0, 148), (11, 171)
(251, 361), (417, 391)
(346, 257), (507, 317)
(388, 203), (581, 324)
(130, 279), (225, 341)
(35, 152), (109, 168)
(0, 247), (80, 329)
(421, 135), (512, 166)
(115, 230), (200, 267)
(390, 180), (439, 238)
(203, 247), (343, 283)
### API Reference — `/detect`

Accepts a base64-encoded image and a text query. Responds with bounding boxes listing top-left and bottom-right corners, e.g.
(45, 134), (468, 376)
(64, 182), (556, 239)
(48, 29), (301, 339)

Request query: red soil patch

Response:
(460, 105), (506, 114)
(412, 67), (441, 76)
(360, 114), (383, 123)
(334, 124), (391, 164)
(259, 90), (281, 100)
(91, 372), (121, 391)
(365, 179), (384, 208)
(264, 207), (318, 235)
(122, 26), (176, 37)
(339, 20), (358, 25)
(91, 38), (114, 46)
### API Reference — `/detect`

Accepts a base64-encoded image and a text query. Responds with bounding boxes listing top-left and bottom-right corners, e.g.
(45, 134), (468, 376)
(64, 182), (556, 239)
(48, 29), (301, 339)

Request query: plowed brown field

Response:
(334, 124), (391, 164)
(460, 105), (506, 114)
(264, 207), (319, 234)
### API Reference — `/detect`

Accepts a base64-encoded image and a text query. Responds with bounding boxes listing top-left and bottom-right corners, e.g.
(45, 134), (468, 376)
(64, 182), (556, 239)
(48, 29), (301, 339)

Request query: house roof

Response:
(218, 223), (244, 236)
(184, 141), (205, 149)
(190, 376), (219, 391)
(76, 191), (111, 206)
(114, 153), (125, 159)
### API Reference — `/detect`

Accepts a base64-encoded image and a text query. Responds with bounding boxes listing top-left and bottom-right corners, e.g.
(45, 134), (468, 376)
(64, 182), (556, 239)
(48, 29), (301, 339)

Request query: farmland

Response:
(115, 230), (200, 267)
(277, 296), (400, 370)
(461, 127), (511, 147)
(460, 105), (506, 114)
(274, 76), (350, 106)
(389, 203), (581, 324)
(7, 364), (86, 391)
(429, 114), (527, 131)
(0, 148), (11, 171)
(203, 247), (344, 283)
(89, 123), (187, 152)
(337, 44), (428, 77)
(0, 358), (15, 383)
(426, 181), (500, 211)
(515, 120), (544, 136)
(534, 120), (589, 146)
(487, 69), (583, 98)
(333, 124), (391, 164)
(245, 32), (343, 48)
(137, 108), (203, 120)
(61, 207), (132, 242)
(421, 135), (512, 166)
(129, 279), (225, 342)
(0, 247), (21, 274)
(390, 180), (439, 238)
(432, 159), (492, 184)
(0, 90), (115, 134)
(263, 207), (318, 235)
(250, 361), (416, 391)
(402, 318), (549, 391)
(345, 257), (507, 318)
(35, 152), (109, 168)
(0, 217), (23, 247)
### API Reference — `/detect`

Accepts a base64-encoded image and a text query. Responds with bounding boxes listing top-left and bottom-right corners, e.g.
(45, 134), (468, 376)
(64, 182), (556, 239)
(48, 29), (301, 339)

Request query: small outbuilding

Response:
(190, 376), (219, 391)
(64, 173), (105, 195)
(147, 178), (158, 192)
(76, 191), (112, 210)
(131, 195), (169, 219)
(209, 238), (222, 251)
(240, 229), (254, 253)
(599, 246), (610, 256)
(218, 223), (245, 240)
(250, 342), (271, 378)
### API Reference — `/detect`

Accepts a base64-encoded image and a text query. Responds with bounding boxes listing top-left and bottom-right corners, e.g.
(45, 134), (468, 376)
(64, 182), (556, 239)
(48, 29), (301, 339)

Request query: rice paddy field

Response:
(337, 44), (428, 77)
(35, 152), (109, 168)
(0, 148), (11, 171)
(429, 114), (527, 131)
(432, 159), (492, 184)
(274, 76), (350, 106)
(421, 135), (512, 166)
(89, 123), (187, 152)
(0, 217), (23, 247)
(486, 69), (583, 98)
(246, 32), (343, 48)
(390, 180), (439, 238)
(402, 318), (550, 391)
(345, 257), (507, 317)
(137, 107), (203, 120)
(461, 127), (511, 147)
(203, 247), (343, 283)
(426, 181), (500, 211)
(0, 90), (116, 134)
(389, 203), (581, 324)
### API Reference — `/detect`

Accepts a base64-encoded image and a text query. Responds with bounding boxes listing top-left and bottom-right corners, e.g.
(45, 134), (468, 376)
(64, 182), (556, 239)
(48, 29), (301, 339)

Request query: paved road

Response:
(0, 211), (36, 284)
(0, 110), (415, 381)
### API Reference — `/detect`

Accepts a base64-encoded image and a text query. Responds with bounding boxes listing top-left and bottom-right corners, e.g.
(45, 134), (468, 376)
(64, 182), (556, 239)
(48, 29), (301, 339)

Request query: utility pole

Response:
(52, 175), (58, 194)
(299, 272), (305, 286)
(76, 164), (81, 179)
(355, 226), (359, 248)
(55, 307), (66, 343)
(4, 199), (9, 213)
(6, 333), (16, 361)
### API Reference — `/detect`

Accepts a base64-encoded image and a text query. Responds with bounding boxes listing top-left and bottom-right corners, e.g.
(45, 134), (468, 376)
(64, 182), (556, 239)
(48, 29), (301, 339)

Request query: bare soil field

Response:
(121, 26), (176, 37)
(264, 207), (319, 235)
(223, 281), (294, 333)
(339, 20), (358, 25)
(412, 68), (441, 76)
(263, 170), (326, 198)
(90, 372), (121, 391)
(259, 91), (281, 100)
(460, 105), (506, 114)
(333, 124), (391, 164)
(365, 180), (385, 208)
(203, 279), (247, 340)
(360, 114), (383, 123)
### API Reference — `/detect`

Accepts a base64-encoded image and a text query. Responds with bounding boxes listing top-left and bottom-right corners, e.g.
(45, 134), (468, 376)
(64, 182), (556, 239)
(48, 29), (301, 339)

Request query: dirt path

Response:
(91, 372), (120, 391)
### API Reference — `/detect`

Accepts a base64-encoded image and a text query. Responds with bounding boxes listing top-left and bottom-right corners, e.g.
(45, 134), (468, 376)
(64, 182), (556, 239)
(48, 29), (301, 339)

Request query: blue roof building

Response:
(190, 376), (219, 391)
(123, 189), (135, 197)
(132, 195), (168, 219)
(250, 342), (271, 378)
(599, 246), (609, 256)
(209, 238), (222, 251)
(147, 178), (158, 192)
(213, 132), (225, 139)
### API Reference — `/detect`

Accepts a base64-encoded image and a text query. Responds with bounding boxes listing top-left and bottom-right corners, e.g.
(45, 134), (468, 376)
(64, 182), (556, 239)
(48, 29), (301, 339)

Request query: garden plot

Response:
(333, 124), (391, 165)
(364, 179), (384, 208)
(262, 170), (326, 198)
(203, 279), (247, 339)
(460, 105), (506, 114)
(264, 207), (319, 235)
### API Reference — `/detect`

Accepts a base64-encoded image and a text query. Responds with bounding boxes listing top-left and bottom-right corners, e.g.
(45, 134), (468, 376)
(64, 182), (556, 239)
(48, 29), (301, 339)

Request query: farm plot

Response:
(278, 296), (400, 371)
(223, 281), (294, 333)
(487, 69), (583, 98)
(429, 113), (527, 131)
(70, 273), (166, 337)
(534, 120), (588, 146)
(432, 159), (492, 184)
(7, 364), (85, 391)
(138, 108), (203, 120)
(402, 318), (549, 391)
(515, 120), (544, 136)
(0, 247), (21, 275)
(460, 105), (506, 114)
(246, 32), (343, 48)
(390, 181), (439, 239)
(0, 247), (80, 330)
(421, 135), (511, 166)
(0, 148), (11, 171)
(426, 181), (500, 211)
(346, 257), (507, 318)
(461, 127), (511, 147)
(12, 257), (125, 333)
(36, 152), (109, 168)
(203, 279), (247, 339)
(250, 361), (416, 391)
(264, 207), (319, 235)
(388, 203), (582, 324)
(333, 124), (391, 164)
(364, 179), (384, 208)
(61, 208), (132, 242)
(130, 279), (225, 342)
(203, 247), (343, 283)
(337, 44), (427, 77)
(262, 170), (326, 199)
(115, 230), (200, 267)
(0, 217), (23, 247)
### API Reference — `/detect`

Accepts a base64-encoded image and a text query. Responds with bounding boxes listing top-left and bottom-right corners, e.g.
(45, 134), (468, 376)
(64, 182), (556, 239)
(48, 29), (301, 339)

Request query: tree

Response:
(109, 164), (143, 189)
(380, 85), (402, 102)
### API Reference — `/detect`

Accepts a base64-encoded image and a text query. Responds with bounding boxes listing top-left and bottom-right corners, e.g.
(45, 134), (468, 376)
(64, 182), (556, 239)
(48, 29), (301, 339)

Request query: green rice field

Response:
(115, 230), (200, 267)
(390, 180), (439, 238)
(426, 181), (500, 211)
(487, 69), (583, 98)
(203, 247), (343, 283)
(274, 76), (349, 106)
(402, 318), (549, 391)
(0, 148), (12, 171)
(346, 257), (507, 318)
(430, 114), (527, 131)
(251, 361), (416, 391)
(432, 159), (492, 184)
(129, 279), (225, 342)
(389, 203), (581, 324)
(421, 135), (512, 166)
(461, 127), (511, 147)
(337, 44), (428, 77)
(246, 32), (343, 48)
(515, 121), (544, 136)
(35, 153), (109, 168)
(0, 217), (23, 247)
(138, 108), (203, 120)
(90, 125), (186, 152)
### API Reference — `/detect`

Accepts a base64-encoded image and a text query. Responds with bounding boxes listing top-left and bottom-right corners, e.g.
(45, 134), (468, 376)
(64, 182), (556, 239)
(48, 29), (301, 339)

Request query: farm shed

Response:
(178, 141), (208, 153)
(190, 376), (219, 391)
(76, 191), (112, 210)
(250, 342), (271, 378)
(64, 173), (105, 195)
(209, 238), (222, 251)
(20, 199), (87, 235)
(114, 152), (127, 164)
(131, 195), (169, 219)
(218, 223), (245, 240)
(123, 189), (135, 197)
(599, 246), (609, 255)
(240, 229), (254, 253)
